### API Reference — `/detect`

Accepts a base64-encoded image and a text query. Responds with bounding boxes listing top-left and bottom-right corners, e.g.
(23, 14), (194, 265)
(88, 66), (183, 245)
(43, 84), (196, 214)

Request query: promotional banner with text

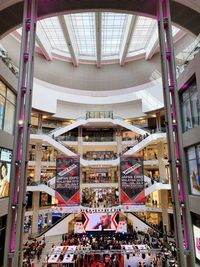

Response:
(56, 156), (80, 205)
(120, 155), (144, 205)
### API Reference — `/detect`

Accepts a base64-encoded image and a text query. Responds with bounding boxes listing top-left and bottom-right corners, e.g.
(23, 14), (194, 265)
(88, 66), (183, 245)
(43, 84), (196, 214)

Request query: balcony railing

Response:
(86, 111), (113, 119)
(0, 47), (19, 77)
(82, 177), (118, 183)
(83, 136), (114, 142)
(176, 33), (200, 77)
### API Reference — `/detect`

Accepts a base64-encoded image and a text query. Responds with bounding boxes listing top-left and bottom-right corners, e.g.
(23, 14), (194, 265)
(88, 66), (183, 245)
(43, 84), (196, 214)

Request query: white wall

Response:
(32, 78), (164, 118)
(55, 100), (144, 120)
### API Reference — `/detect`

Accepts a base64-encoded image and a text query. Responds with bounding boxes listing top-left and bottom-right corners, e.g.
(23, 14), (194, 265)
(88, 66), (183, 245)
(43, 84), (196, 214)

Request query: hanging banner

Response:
(120, 155), (144, 205)
(55, 156), (80, 205)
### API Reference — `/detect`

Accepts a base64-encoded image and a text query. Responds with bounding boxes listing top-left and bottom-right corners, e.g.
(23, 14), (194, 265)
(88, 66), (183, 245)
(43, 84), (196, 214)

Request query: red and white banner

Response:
(120, 155), (145, 205)
(55, 156), (80, 205)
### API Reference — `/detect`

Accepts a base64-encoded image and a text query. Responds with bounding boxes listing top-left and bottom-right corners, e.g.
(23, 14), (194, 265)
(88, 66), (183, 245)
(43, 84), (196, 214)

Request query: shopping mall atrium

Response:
(0, 0), (200, 267)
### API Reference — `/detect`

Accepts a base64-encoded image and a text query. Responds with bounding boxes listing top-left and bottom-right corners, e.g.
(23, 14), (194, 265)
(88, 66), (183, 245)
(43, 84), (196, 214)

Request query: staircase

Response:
(30, 132), (167, 167)
(130, 212), (162, 235)
(36, 213), (71, 237)
(124, 132), (166, 155)
(48, 117), (148, 138)
(27, 184), (56, 197)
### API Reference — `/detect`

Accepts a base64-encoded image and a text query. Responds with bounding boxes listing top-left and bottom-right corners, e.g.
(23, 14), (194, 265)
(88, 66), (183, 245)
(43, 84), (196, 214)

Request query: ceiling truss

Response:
(59, 15), (79, 67)
(119, 15), (137, 66)
(95, 12), (102, 68)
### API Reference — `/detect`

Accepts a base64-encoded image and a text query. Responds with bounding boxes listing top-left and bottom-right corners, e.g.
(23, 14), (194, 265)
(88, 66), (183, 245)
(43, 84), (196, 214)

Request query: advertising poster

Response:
(55, 156), (80, 205)
(0, 148), (12, 198)
(120, 155), (144, 205)
(187, 146), (200, 196)
(193, 225), (200, 262)
(40, 193), (48, 206)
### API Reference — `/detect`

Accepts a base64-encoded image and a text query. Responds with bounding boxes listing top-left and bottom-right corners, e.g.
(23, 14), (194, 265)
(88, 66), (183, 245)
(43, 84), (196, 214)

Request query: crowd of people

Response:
(45, 229), (177, 267)
(82, 188), (119, 208)
(23, 236), (46, 266)
(83, 175), (118, 184)
(83, 152), (118, 161)
(122, 133), (150, 155)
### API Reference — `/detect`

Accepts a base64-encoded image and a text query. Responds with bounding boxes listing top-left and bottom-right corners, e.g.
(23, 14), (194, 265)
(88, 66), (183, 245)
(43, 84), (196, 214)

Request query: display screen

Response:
(74, 222), (85, 234)
(193, 225), (200, 261)
(83, 212), (118, 231)
(0, 148), (12, 198)
(116, 220), (127, 233)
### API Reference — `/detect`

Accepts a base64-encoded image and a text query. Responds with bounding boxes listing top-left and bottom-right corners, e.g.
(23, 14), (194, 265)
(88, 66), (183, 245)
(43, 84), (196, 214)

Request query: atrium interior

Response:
(0, 1), (200, 267)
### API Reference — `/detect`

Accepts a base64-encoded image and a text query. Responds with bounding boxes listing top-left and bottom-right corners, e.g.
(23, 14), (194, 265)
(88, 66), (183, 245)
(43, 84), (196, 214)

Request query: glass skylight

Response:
(102, 13), (128, 57)
(39, 17), (69, 53)
(14, 12), (183, 64)
(128, 17), (156, 53)
(68, 13), (96, 57)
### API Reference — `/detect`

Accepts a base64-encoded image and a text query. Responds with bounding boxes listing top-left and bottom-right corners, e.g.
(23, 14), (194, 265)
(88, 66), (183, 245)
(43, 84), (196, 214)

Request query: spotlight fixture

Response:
(18, 120), (24, 125)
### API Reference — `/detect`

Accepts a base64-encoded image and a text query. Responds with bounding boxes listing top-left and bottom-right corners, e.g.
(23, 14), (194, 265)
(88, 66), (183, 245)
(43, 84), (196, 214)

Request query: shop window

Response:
(186, 144), (200, 196)
(0, 80), (16, 134)
(4, 100), (15, 134)
(181, 78), (200, 132)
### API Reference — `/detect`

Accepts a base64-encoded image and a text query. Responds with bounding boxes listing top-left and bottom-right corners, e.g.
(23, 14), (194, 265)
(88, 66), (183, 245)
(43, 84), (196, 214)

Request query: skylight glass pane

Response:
(39, 17), (69, 52)
(102, 13), (128, 57)
(68, 13), (96, 56)
(128, 16), (156, 53)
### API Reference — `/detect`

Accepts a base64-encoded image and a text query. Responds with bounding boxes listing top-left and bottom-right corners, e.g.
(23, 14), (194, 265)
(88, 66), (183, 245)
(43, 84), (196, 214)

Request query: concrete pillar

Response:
(77, 127), (83, 157)
(116, 127), (122, 154)
(157, 141), (168, 183)
(157, 141), (170, 233)
(31, 142), (42, 234)
(160, 190), (170, 234)
(37, 113), (43, 134)
(156, 112), (161, 132)
(47, 213), (52, 226)
(31, 192), (40, 234)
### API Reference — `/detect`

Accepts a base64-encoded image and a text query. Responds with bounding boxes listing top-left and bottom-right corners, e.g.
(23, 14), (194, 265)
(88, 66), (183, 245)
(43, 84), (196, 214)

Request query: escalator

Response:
(36, 213), (70, 237)
(130, 212), (163, 236)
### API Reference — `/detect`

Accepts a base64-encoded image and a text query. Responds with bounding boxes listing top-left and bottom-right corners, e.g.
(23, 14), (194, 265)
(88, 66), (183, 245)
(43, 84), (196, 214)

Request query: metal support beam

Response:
(162, 1), (195, 266)
(145, 23), (159, 60)
(36, 22), (52, 61)
(59, 15), (79, 67)
(119, 15), (136, 66)
(3, 0), (37, 266)
(95, 12), (102, 68)
(157, 0), (196, 266)
(146, 26), (184, 60)
(157, 1), (185, 266)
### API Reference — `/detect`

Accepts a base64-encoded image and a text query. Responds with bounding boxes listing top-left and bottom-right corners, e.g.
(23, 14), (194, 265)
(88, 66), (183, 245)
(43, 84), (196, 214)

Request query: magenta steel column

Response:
(162, 0), (195, 266)
(157, 0), (185, 266)
(3, 1), (37, 267)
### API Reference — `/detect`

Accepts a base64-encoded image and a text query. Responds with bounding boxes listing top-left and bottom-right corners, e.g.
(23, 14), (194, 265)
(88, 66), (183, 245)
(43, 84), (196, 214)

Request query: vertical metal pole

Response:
(157, 1), (185, 266)
(163, 1), (195, 266)
(3, 1), (37, 267)
(14, 1), (37, 266)
(3, 1), (30, 266)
